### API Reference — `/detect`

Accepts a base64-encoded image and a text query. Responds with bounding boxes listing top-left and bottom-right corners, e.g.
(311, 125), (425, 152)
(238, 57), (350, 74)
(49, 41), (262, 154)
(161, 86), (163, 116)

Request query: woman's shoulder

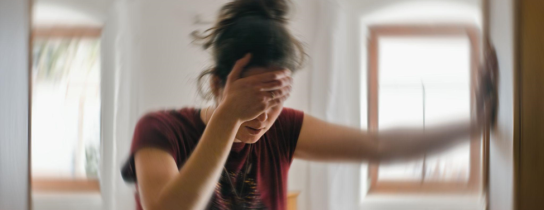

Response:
(279, 107), (304, 122)
(272, 107), (305, 133)
(138, 107), (198, 123)
(267, 107), (305, 162)
(139, 107), (194, 118)
(134, 107), (203, 133)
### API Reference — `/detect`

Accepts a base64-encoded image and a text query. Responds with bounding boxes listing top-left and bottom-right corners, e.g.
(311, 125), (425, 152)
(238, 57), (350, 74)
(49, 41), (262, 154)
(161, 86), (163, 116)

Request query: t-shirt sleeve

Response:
(121, 113), (179, 183)
(130, 114), (178, 156)
(279, 107), (305, 163)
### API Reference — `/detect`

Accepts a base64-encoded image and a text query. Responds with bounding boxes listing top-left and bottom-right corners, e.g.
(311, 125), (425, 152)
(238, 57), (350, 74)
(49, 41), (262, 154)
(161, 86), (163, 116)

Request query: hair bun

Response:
(194, 0), (306, 101)
(220, 0), (290, 23)
(192, 0), (293, 50)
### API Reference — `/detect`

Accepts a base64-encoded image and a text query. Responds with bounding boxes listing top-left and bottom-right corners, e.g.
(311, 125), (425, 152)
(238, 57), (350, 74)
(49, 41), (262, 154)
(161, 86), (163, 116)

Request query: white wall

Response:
(33, 1), (103, 27)
(488, 0), (515, 209)
(0, 0), (30, 209)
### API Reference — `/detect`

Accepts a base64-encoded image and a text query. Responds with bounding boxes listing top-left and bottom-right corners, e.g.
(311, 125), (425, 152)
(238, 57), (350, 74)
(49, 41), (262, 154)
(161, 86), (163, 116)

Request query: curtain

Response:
(306, 0), (362, 210)
(100, 2), (139, 210)
(99, 1), (217, 209)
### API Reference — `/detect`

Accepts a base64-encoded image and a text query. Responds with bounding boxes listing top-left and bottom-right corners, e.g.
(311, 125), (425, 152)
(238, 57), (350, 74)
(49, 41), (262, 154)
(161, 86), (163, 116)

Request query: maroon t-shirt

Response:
(121, 107), (304, 210)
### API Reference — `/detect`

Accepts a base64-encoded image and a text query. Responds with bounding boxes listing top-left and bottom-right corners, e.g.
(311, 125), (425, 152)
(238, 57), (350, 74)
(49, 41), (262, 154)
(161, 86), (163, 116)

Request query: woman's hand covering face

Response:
(218, 54), (293, 123)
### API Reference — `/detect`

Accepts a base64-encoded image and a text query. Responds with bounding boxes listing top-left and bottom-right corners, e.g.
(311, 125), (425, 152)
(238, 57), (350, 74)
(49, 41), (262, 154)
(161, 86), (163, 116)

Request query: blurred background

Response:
(3, 0), (536, 210)
(28, 0), (486, 210)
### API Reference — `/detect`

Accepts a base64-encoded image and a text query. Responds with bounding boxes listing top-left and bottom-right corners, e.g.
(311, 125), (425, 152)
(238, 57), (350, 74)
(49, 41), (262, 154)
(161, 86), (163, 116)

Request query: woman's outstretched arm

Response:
(294, 45), (497, 163)
(294, 114), (479, 163)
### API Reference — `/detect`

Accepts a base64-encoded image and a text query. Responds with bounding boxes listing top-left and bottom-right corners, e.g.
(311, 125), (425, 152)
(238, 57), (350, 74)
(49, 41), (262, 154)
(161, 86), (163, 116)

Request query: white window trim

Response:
(360, 165), (485, 210)
(360, 195), (485, 210)
(32, 193), (102, 210)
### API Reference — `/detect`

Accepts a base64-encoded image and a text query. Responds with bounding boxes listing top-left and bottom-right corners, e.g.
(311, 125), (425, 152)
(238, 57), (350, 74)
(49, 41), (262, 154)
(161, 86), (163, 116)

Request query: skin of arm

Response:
(135, 107), (242, 210)
(295, 114), (480, 163)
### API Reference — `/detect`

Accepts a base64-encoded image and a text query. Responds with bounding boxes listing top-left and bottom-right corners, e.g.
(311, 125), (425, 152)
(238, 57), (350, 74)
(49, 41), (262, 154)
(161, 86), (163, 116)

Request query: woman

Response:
(121, 0), (497, 209)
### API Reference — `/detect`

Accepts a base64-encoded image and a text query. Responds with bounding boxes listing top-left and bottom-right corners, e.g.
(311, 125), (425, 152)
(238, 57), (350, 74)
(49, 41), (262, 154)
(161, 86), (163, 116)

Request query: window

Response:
(367, 25), (481, 194)
(31, 27), (102, 192)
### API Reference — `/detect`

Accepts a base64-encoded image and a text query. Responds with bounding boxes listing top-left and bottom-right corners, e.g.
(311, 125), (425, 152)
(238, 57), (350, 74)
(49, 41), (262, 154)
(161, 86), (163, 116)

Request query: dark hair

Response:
(193, 0), (306, 100)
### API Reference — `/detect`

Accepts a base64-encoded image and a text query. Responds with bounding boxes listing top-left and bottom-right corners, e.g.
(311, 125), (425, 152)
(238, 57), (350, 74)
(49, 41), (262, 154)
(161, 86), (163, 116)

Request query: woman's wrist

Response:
(201, 105), (243, 145)
(211, 104), (243, 127)
(470, 117), (484, 137)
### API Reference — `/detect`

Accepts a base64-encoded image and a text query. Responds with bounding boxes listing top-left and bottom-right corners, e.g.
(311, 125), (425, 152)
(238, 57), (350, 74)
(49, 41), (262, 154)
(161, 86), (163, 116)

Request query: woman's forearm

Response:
(154, 107), (241, 210)
(374, 120), (478, 162)
(295, 114), (480, 163)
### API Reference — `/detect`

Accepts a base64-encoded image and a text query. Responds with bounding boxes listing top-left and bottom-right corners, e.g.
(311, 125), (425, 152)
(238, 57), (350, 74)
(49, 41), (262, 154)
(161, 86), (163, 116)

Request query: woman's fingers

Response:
(243, 69), (291, 86)
(266, 85), (292, 100)
(268, 93), (290, 108)
(247, 84), (292, 112)
(259, 76), (292, 91)
(229, 68), (293, 114)
(227, 53), (252, 83)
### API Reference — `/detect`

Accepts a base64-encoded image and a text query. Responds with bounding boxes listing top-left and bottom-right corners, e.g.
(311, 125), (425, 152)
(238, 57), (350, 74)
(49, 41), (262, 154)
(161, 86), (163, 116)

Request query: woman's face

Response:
(217, 66), (285, 144)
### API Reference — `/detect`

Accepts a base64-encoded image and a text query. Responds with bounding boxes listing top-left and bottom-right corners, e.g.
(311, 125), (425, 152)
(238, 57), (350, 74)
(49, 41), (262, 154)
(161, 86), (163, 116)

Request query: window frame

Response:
(31, 26), (102, 193)
(32, 179), (100, 193)
(367, 25), (482, 194)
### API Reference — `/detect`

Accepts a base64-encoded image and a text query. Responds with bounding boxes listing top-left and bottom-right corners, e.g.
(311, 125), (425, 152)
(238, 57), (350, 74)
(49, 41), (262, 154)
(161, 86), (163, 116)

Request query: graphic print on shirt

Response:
(207, 162), (267, 210)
